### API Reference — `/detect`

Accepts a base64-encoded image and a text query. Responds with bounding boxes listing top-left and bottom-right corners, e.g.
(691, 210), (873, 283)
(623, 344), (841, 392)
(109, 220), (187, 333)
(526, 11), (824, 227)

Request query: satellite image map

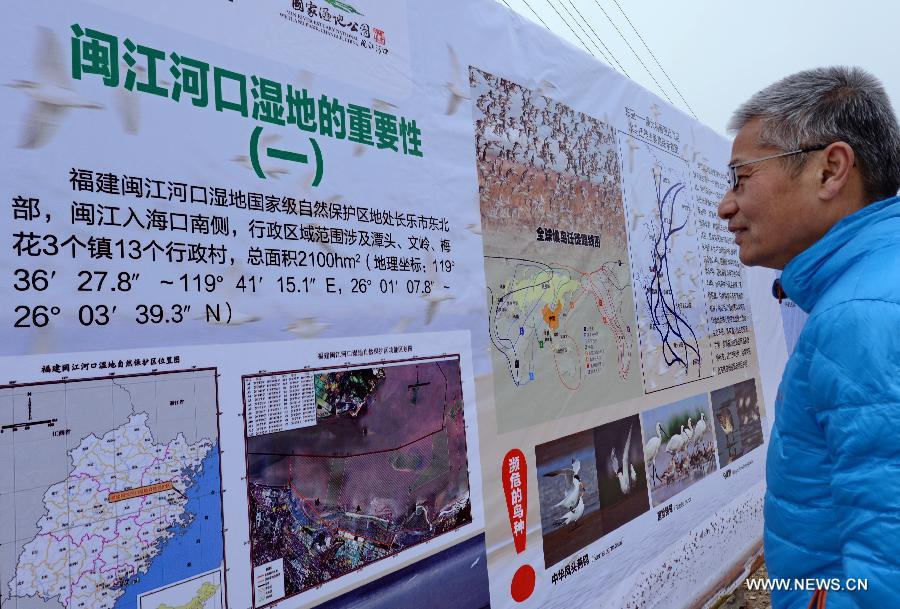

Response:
(243, 357), (472, 606)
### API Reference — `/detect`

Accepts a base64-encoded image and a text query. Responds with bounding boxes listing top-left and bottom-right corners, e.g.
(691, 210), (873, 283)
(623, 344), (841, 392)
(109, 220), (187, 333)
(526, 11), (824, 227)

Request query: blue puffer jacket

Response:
(766, 195), (900, 608)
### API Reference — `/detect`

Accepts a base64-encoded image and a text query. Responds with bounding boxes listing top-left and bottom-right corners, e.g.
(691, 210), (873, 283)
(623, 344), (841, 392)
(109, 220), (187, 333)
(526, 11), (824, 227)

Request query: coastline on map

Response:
(121, 446), (225, 609)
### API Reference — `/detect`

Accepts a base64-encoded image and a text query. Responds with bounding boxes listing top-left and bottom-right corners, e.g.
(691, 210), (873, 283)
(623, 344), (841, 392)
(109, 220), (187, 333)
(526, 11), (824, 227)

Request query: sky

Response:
(498, 0), (900, 138)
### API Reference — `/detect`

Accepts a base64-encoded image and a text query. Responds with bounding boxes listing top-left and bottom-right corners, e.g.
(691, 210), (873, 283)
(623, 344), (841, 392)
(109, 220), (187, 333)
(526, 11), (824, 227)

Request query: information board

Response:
(1, 2), (787, 608)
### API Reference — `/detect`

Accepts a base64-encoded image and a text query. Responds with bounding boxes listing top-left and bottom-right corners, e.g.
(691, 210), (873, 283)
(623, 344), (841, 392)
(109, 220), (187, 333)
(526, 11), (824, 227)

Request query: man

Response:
(718, 66), (900, 608)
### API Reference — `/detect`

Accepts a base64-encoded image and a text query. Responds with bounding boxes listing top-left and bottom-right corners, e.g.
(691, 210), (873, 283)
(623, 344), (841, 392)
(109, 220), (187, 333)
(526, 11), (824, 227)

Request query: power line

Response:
(588, 0), (675, 107)
(508, 0), (697, 119)
(519, 0), (554, 31)
(564, 0), (630, 77)
(498, 0), (514, 10)
(540, 0), (598, 60)
(555, 0), (613, 65)
(557, 0), (615, 67)
(608, 0), (698, 118)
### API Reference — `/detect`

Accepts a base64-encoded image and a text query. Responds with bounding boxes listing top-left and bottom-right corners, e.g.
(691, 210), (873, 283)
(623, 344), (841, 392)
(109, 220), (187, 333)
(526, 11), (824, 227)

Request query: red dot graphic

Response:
(511, 564), (536, 603)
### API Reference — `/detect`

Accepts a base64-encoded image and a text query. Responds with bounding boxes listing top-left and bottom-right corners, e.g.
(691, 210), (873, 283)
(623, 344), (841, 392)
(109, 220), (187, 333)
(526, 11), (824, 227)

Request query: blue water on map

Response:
(114, 444), (223, 609)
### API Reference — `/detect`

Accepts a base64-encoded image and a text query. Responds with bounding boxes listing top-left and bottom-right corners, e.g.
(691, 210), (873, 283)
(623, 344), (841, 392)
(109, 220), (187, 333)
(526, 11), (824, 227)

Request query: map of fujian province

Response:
(1, 369), (224, 609)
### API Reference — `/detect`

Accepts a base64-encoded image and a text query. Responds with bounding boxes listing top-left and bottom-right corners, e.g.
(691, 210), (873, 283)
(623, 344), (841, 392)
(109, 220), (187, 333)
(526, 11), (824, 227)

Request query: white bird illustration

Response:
(232, 133), (290, 178)
(682, 417), (696, 455)
(665, 424), (687, 457)
(643, 422), (666, 483)
(625, 136), (640, 173)
(357, 97), (398, 158)
(692, 412), (709, 446)
(113, 63), (171, 135)
(445, 44), (470, 115)
(610, 425), (638, 495)
(201, 311), (261, 326)
(294, 169), (319, 197)
(543, 458), (582, 510)
(630, 210), (645, 232)
(422, 256), (455, 325)
(656, 351), (671, 377)
(373, 97), (398, 112)
(423, 289), (455, 325)
(390, 316), (414, 334)
(284, 317), (330, 338)
(230, 156), (289, 178)
(10, 27), (103, 149)
(114, 64), (141, 135)
(554, 494), (584, 527)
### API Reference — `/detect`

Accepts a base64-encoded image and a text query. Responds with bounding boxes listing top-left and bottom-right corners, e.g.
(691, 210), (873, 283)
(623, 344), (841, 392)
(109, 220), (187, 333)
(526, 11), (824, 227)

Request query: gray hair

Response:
(728, 66), (900, 201)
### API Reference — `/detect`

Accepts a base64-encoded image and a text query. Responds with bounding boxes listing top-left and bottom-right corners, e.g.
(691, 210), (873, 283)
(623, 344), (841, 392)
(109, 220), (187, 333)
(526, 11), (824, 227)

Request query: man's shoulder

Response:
(798, 287), (900, 375)
(812, 243), (900, 316)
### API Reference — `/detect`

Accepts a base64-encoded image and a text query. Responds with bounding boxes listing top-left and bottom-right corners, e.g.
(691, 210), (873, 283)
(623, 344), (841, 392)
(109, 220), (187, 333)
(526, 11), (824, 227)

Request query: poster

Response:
(1, 1), (789, 608)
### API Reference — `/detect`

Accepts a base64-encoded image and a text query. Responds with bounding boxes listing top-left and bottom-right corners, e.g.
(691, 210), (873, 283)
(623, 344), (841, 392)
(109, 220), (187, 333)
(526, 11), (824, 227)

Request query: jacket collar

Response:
(780, 195), (900, 313)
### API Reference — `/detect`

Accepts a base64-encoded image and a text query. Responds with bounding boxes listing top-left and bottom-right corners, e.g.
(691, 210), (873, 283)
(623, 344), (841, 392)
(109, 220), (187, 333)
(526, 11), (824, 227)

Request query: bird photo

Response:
(593, 414), (650, 538)
(643, 421), (666, 484)
(554, 490), (585, 528)
(641, 394), (719, 507)
(535, 430), (603, 568)
(545, 458), (583, 511)
(711, 379), (764, 466)
(609, 425), (638, 495)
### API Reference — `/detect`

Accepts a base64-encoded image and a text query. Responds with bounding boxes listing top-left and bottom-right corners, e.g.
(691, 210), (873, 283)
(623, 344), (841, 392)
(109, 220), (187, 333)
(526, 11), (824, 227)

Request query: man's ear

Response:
(818, 141), (855, 201)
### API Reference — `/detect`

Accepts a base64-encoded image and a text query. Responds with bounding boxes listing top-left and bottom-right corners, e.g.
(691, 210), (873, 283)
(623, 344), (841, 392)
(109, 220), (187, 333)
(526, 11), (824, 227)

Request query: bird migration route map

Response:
(471, 67), (643, 433)
(0, 369), (225, 609)
(619, 139), (714, 393)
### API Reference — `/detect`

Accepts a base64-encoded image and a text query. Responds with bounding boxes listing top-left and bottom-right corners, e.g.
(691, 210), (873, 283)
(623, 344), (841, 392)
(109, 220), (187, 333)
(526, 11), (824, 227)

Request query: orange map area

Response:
(108, 481), (175, 503)
(542, 300), (562, 330)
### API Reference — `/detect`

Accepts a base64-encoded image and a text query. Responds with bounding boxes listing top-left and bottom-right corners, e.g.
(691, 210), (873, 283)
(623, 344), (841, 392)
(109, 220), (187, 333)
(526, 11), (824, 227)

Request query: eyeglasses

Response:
(727, 144), (829, 190)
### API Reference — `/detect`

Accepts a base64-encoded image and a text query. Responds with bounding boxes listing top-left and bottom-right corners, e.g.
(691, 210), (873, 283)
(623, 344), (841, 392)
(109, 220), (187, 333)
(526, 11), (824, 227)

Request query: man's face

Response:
(717, 119), (818, 269)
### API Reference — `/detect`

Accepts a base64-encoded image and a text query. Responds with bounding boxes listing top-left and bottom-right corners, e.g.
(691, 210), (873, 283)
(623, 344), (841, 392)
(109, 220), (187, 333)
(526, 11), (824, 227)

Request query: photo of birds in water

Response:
(535, 429), (602, 568)
(640, 393), (719, 507)
(535, 414), (651, 567)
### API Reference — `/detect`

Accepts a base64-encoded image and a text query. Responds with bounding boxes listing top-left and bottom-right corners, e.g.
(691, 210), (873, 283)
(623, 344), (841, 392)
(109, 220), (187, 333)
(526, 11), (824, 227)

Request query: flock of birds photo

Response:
(535, 382), (762, 569)
(469, 65), (628, 256)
